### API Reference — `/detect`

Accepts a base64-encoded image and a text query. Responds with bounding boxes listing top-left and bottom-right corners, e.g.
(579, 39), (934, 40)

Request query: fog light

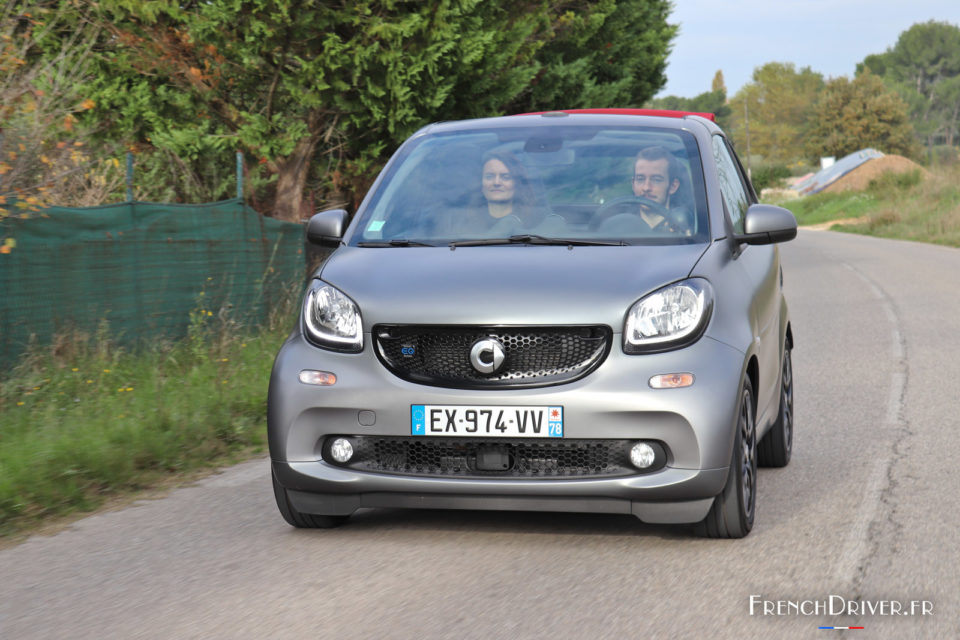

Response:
(299, 370), (337, 386)
(630, 442), (656, 469)
(330, 438), (354, 463)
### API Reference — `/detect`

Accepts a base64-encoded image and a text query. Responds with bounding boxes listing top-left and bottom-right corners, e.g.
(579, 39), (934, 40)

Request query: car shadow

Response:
(332, 507), (692, 541)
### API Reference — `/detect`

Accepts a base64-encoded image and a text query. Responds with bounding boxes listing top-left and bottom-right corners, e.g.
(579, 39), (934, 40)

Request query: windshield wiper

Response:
(448, 234), (627, 248)
(356, 239), (435, 247)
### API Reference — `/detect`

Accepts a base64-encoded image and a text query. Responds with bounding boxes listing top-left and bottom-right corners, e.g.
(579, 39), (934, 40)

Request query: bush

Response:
(0, 297), (297, 535)
(867, 169), (923, 193)
(929, 145), (959, 167)
(750, 164), (792, 192)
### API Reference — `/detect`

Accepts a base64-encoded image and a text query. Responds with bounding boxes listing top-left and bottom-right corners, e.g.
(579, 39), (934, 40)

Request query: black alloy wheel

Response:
(695, 377), (757, 538)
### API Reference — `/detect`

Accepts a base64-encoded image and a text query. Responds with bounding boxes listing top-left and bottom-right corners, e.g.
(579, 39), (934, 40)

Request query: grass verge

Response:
(0, 304), (296, 537)
(770, 166), (960, 248)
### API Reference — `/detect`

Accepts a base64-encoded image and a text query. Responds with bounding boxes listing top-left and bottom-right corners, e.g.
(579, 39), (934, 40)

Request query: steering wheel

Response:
(596, 195), (669, 217)
(593, 196), (670, 229)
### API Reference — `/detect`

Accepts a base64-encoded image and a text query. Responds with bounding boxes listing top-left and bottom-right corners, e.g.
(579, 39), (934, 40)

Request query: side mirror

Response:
(306, 209), (348, 247)
(736, 204), (797, 245)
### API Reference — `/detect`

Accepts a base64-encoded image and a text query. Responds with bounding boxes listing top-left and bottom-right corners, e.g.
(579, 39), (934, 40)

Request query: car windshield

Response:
(350, 124), (709, 246)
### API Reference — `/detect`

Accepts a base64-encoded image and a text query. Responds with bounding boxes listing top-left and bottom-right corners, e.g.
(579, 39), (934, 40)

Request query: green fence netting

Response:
(0, 199), (305, 368)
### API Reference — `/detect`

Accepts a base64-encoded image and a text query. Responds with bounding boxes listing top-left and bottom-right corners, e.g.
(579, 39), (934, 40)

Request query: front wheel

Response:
(272, 469), (348, 529)
(695, 377), (757, 538)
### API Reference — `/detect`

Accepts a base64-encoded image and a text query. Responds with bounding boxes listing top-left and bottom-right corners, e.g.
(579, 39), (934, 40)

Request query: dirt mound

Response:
(822, 155), (928, 193)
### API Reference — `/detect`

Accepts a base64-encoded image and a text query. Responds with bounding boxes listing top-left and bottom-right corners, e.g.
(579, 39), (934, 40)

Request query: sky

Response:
(657, 0), (960, 99)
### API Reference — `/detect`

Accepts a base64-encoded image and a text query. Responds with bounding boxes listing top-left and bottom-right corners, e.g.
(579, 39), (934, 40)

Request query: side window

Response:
(711, 136), (750, 234)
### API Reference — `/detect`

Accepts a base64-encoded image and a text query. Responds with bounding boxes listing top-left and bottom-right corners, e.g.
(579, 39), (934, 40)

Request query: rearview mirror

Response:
(306, 209), (348, 247)
(736, 204), (797, 245)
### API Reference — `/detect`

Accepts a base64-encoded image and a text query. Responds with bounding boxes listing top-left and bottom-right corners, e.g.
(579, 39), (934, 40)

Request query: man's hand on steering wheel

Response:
(596, 195), (669, 218)
(597, 196), (668, 218)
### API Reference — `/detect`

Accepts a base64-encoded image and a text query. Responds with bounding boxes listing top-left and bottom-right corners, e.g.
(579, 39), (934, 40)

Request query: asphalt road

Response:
(2, 229), (958, 639)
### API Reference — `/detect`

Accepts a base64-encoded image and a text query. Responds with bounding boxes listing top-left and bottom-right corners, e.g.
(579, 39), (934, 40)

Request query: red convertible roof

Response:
(515, 108), (716, 122)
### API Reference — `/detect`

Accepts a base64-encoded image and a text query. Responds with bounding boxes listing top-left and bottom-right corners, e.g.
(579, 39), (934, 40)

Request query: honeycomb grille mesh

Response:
(339, 437), (633, 478)
(374, 325), (611, 388)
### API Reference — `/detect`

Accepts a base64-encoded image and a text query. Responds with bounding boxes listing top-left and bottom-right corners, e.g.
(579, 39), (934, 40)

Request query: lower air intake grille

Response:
(335, 437), (635, 478)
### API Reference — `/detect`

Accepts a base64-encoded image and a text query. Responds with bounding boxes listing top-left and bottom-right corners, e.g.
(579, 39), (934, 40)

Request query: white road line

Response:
(833, 263), (906, 584)
(886, 372), (906, 428)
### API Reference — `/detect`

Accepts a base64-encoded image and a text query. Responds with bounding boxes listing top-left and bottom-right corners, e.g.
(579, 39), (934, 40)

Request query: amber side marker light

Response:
(299, 370), (337, 386)
(649, 373), (695, 389)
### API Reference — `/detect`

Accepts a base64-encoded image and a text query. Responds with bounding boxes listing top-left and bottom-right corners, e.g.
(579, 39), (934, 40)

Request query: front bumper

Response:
(268, 329), (747, 524)
(275, 460), (725, 524)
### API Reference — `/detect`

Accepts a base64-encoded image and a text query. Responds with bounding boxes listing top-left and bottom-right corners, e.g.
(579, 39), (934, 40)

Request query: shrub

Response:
(867, 169), (923, 193)
(929, 145), (959, 167)
(750, 164), (792, 192)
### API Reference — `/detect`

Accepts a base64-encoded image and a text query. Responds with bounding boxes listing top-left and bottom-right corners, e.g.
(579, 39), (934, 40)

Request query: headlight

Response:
(624, 279), (713, 353)
(303, 281), (363, 352)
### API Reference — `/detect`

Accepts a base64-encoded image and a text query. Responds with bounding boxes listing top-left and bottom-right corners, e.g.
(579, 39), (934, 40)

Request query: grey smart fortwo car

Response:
(268, 109), (796, 538)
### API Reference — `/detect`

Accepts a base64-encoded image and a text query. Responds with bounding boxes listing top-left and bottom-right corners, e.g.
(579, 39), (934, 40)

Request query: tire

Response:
(272, 469), (348, 529)
(758, 346), (793, 468)
(695, 377), (757, 539)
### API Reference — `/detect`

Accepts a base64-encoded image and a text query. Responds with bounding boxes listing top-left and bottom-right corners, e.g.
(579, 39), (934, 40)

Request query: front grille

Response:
(374, 325), (611, 389)
(336, 436), (635, 478)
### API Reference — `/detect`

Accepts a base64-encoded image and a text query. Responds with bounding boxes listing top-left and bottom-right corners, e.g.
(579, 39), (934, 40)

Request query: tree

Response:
(727, 62), (824, 164)
(87, 1), (551, 220)
(0, 2), (118, 214)
(804, 72), (917, 160)
(505, 0), (676, 112)
(645, 88), (731, 129)
(644, 70), (732, 129)
(858, 20), (960, 150)
(711, 69), (725, 94)
(85, 0), (679, 220)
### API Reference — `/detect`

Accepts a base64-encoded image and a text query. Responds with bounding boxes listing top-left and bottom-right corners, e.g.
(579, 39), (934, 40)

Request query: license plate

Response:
(411, 405), (563, 438)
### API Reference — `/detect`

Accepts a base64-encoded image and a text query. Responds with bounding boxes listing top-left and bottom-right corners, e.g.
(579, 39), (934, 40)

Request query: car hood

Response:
(318, 244), (710, 327)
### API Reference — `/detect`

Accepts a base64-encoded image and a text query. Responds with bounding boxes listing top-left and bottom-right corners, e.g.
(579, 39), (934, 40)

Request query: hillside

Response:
(768, 165), (960, 248)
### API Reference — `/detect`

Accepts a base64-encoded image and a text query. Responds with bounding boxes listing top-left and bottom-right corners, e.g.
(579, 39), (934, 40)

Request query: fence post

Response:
(236, 151), (243, 201)
(126, 152), (134, 202)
